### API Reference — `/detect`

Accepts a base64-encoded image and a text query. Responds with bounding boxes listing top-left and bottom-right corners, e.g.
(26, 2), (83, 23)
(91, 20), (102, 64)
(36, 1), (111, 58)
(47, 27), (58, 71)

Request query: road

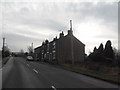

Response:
(2, 57), (119, 89)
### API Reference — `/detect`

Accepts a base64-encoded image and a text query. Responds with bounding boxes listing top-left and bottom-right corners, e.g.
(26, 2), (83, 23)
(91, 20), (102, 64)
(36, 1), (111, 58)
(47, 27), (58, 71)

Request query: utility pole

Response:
(2, 37), (5, 58)
(3, 37), (5, 51)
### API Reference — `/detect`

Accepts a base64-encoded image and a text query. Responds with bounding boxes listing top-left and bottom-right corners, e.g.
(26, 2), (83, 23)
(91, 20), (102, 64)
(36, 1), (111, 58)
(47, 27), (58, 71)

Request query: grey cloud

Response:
(3, 4), (68, 32)
(95, 34), (117, 40)
(20, 18), (68, 31)
(4, 2), (117, 31)
(65, 2), (118, 23)
(3, 33), (44, 51)
(4, 33), (42, 43)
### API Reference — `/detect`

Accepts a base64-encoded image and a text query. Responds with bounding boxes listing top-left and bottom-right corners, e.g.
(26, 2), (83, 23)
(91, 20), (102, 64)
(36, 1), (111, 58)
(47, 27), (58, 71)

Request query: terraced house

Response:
(34, 20), (85, 64)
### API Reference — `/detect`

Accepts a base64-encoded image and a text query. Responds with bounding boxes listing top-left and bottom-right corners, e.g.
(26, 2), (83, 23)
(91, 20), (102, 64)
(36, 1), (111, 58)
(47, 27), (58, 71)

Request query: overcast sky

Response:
(0, 0), (119, 54)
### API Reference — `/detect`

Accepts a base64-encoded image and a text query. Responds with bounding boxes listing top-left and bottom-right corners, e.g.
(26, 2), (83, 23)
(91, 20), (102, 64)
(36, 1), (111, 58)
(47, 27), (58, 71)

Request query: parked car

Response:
(26, 56), (34, 61)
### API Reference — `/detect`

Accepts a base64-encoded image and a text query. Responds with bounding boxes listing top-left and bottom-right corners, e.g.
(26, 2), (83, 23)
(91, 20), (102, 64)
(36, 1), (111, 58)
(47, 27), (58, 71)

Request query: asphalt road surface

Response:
(2, 57), (119, 89)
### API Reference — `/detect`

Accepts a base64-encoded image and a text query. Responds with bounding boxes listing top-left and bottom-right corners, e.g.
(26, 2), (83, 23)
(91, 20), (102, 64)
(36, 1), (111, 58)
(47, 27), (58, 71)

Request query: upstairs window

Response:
(53, 42), (56, 49)
(52, 52), (56, 59)
(53, 42), (56, 45)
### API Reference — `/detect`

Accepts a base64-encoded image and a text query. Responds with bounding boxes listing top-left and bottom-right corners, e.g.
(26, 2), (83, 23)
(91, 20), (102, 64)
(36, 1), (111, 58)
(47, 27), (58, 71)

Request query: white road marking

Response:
(27, 64), (29, 67)
(51, 86), (57, 90)
(33, 69), (38, 74)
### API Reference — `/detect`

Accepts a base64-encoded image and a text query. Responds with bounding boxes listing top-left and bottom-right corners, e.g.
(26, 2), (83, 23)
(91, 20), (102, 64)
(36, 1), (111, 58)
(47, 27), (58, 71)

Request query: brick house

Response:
(34, 20), (85, 64)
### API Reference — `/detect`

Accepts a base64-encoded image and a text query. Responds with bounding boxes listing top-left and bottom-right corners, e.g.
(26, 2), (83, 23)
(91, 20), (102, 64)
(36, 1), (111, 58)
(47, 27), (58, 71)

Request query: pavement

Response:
(2, 57), (120, 89)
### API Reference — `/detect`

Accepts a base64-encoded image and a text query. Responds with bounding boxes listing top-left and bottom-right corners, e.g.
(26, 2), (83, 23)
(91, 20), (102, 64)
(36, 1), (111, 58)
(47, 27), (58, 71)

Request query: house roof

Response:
(34, 30), (85, 50)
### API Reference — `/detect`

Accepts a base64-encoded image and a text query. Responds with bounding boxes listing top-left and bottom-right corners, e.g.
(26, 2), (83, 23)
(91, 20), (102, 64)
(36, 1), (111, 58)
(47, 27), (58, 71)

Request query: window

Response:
(53, 45), (56, 49)
(53, 42), (56, 45)
(53, 42), (56, 49)
(44, 54), (46, 59)
(52, 51), (56, 59)
(42, 53), (44, 59)
(42, 50), (44, 53)
(52, 50), (56, 53)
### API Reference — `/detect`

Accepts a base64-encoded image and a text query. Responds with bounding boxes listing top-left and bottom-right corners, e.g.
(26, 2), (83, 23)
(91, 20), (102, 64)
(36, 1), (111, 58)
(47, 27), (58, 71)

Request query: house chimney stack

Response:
(68, 20), (73, 35)
(59, 31), (64, 38)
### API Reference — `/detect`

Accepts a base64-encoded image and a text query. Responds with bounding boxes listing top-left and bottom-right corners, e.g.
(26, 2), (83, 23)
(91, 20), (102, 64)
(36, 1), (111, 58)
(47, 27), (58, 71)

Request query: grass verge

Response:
(56, 64), (120, 85)
(2, 57), (10, 67)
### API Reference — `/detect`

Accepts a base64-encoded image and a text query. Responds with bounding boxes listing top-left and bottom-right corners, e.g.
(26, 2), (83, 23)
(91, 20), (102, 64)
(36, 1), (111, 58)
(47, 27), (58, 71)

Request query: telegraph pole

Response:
(2, 37), (5, 58)
(3, 37), (5, 51)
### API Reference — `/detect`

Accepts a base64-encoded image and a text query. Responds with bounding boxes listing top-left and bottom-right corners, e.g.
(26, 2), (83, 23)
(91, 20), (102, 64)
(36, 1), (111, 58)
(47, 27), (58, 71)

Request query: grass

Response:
(57, 64), (120, 84)
(2, 57), (10, 66)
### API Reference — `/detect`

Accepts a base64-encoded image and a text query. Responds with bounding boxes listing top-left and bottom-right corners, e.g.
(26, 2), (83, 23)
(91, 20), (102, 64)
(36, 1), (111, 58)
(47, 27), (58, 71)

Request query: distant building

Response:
(34, 20), (85, 64)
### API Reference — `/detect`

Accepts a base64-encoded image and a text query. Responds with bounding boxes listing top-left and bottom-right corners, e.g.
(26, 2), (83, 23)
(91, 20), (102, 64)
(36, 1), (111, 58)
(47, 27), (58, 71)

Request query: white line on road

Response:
(33, 69), (38, 74)
(51, 86), (57, 90)
(27, 64), (29, 67)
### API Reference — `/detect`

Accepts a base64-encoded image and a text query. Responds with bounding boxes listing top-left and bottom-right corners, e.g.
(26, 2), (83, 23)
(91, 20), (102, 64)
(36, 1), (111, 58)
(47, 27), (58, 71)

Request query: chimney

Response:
(70, 20), (72, 30)
(68, 20), (73, 35)
(59, 31), (64, 38)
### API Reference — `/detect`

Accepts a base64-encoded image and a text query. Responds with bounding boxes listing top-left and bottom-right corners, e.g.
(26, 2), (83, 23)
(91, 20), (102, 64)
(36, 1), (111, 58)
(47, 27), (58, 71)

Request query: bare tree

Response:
(27, 46), (33, 54)
(2, 46), (10, 58)
(19, 49), (24, 56)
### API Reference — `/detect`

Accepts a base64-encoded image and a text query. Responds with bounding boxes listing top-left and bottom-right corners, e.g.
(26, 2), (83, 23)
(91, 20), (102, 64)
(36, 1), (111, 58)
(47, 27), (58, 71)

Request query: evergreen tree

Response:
(93, 47), (97, 52)
(98, 43), (104, 53)
(104, 40), (114, 59)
